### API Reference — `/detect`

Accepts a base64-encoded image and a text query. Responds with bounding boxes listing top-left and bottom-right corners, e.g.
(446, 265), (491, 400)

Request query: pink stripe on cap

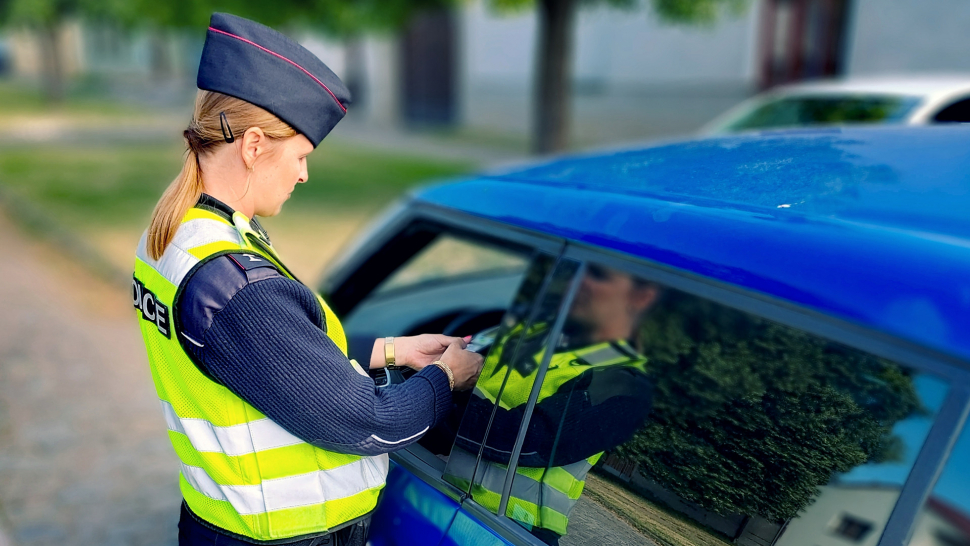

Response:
(208, 27), (347, 113)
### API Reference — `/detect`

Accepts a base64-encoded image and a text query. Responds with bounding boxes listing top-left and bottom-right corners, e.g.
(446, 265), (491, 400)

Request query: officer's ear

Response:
(240, 127), (268, 170)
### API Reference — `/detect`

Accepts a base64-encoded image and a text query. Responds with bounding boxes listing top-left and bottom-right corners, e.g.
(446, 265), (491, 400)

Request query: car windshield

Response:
(721, 94), (922, 132)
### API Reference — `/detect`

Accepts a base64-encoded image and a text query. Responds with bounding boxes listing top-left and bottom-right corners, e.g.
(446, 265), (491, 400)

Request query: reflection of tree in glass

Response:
(732, 97), (909, 131)
(616, 292), (922, 522)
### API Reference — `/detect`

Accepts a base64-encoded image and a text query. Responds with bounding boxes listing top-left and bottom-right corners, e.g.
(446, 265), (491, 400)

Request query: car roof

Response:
(414, 126), (970, 363)
(769, 74), (970, 99)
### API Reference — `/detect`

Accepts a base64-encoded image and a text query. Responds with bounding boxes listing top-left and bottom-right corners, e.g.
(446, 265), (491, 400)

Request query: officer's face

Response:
(565, 265), (656, 342)
(252, 134), (313, 217)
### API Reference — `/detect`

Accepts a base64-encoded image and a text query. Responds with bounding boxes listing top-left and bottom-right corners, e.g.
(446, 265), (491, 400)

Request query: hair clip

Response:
(219, 111), (235, 143)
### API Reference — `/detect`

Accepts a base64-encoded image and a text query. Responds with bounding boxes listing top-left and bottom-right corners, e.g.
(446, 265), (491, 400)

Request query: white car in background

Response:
(702, 75), (970, 134)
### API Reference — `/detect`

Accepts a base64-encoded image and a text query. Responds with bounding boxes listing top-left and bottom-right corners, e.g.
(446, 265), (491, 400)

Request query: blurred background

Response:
(0, 0), (969, 545)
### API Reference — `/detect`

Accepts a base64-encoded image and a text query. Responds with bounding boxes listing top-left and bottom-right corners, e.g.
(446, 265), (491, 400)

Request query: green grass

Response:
(293, 140), (475, 212)
(0, 140), (474, 232)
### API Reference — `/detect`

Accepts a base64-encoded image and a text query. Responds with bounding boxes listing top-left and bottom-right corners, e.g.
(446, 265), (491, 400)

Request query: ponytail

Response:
(145, 90), (297, 260)
(146, 150), (204, 260)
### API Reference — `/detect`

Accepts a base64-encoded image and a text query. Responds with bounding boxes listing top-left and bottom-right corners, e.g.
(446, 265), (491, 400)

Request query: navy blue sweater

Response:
(175, 250), (453, 456)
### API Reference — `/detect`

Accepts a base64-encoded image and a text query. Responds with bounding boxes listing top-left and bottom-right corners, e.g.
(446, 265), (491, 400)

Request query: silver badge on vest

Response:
(132, 275), (171, 338)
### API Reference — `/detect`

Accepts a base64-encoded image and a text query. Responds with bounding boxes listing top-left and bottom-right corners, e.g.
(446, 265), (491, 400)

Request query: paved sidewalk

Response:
(0, 213), (180, 546)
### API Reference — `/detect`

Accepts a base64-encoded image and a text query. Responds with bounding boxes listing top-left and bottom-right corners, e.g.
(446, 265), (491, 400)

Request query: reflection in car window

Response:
(496, 263), (947, 546)
(724, 95), (921, 132)
(908, 423), (970, 546)
(340, 231), (530, 364)
(376, 234), (528, 295)
(440, 257), (581, 502)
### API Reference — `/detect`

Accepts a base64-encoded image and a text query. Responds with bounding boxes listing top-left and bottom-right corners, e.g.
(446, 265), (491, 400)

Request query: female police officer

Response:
(132, 12), (483, 546)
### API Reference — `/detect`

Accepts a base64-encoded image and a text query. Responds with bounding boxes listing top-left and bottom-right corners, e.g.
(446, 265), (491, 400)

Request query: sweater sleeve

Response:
(180, 263), (452, 456)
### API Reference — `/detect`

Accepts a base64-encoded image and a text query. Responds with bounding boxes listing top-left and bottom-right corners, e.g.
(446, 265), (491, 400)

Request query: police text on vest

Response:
(132, 276), (171, 338)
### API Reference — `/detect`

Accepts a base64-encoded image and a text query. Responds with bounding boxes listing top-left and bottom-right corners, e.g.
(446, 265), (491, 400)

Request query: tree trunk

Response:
(344, 34), (366, 109)
(39, 23), (65, 103)
(533, 0), (576, 155)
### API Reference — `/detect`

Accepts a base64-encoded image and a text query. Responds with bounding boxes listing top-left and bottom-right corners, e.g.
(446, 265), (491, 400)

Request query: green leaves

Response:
(651, 0), (748, 25)
(618, 291), (922, 522)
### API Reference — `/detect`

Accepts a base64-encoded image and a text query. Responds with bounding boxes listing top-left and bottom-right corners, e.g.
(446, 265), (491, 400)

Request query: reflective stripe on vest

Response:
(134, 207), (387, 541)
(458, 341), (646, 534)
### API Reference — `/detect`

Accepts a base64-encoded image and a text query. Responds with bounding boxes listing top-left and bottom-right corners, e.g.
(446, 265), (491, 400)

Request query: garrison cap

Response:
(197, 12), (351, 147)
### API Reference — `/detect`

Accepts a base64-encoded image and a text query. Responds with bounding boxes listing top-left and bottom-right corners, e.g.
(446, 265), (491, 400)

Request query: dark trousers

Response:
(178, 502), (371, 546)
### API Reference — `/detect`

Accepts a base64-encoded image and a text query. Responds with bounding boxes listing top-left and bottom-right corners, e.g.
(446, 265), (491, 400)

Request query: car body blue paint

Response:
(368, 463), (461, 546)
(414, 126), (970, 362)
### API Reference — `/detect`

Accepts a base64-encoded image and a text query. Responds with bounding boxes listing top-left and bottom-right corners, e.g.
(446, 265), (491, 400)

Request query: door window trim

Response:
(330, 205), (970, 545)
(881, 387), (970, 544)
(560, 243), (970, 546)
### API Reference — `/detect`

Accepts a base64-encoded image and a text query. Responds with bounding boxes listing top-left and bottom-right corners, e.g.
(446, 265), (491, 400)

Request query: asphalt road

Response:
(0, 213), (180, 546)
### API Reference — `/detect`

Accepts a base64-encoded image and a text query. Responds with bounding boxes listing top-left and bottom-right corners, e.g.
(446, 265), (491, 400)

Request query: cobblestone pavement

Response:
(0, 213), (181, 546)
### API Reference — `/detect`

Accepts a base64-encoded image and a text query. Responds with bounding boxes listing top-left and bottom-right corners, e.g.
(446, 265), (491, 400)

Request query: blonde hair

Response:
(146, 90), (298, 260)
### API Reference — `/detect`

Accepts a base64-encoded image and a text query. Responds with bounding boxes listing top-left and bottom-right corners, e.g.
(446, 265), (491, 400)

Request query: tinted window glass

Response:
(908, 421), (970, 546)
(933, 98), (970, 123)
(440, 257), (581, 504)
(724, 95), (920, 132)
(377, 234), (528, 295)
(341, 232), (528, 361)
(504, 264), (948, 546)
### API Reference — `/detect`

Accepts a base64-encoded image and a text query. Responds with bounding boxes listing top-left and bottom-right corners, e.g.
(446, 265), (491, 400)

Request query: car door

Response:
(325, 204), (970, 546)
(435, 243), (968, 546)
(322, 203), (566, 545)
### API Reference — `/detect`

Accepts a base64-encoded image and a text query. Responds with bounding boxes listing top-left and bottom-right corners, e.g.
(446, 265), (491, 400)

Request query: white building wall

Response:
(774, 485), (899, 546)
(459, 0), (761, 144)
(847, 0), (970, 76)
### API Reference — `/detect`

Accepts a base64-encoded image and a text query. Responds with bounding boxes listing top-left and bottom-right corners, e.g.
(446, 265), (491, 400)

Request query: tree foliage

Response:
(616, 291), (922, 522)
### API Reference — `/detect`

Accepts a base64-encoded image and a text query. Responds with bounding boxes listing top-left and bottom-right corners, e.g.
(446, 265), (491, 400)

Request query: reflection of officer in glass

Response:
(452, 265), (658, 545)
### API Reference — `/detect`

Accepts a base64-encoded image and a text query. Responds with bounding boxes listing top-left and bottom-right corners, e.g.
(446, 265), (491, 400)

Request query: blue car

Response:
(320, 126), (970, 546)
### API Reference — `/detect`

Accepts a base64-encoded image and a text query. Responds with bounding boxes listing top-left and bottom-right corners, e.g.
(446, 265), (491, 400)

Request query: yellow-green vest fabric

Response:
(133, 207), (388, 542)
(456, 341), (646, 535)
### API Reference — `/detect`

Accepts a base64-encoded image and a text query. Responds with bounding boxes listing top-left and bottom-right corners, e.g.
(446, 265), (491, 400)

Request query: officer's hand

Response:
(440, 341), (483, 391)
(393, 334), (468, 370)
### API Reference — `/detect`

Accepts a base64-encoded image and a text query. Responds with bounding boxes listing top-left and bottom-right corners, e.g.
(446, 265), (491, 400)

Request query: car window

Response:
(932, 97), (970, 123)
(498, 261), (949, 546)
(438, 256), (582, 502)
(340, 228), (530, 363)
(722, 95), (921, 132)
(377, 234), (528, 295)
(908, 422), (970, 546)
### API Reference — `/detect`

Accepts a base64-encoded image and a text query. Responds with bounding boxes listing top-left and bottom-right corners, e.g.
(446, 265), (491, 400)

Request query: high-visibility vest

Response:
(133, 206), (388, 542)
(449, 341), (647, 535)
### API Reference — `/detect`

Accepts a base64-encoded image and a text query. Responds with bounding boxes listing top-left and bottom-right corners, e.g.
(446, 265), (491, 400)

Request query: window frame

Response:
(324, 203), (970, 546)
(561, 242), (970, 546)
(932, 96), (970, 123)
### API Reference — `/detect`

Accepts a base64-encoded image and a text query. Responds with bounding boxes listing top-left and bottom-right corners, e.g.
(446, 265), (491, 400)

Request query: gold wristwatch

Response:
(384, 337), (397, 369)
